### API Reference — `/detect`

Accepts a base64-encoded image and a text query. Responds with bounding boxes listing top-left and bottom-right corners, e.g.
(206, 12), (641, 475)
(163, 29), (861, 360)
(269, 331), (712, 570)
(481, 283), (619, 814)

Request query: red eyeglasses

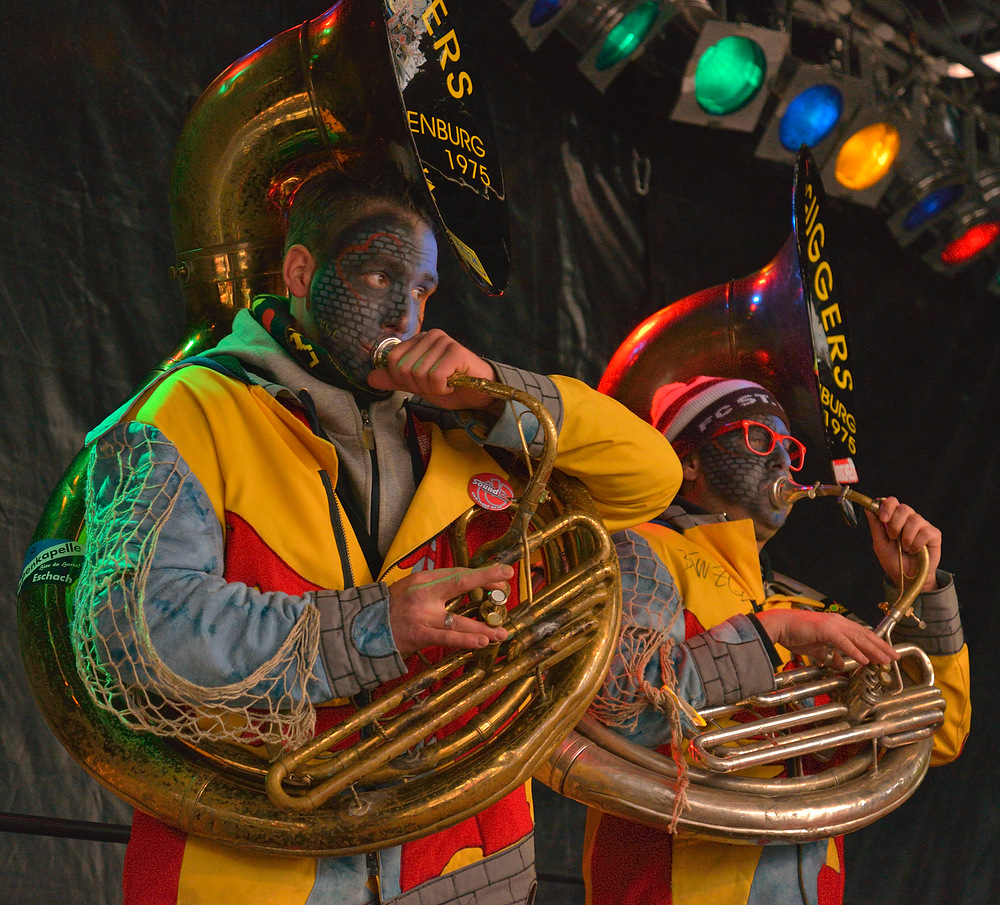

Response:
(709, 420), (807, 471)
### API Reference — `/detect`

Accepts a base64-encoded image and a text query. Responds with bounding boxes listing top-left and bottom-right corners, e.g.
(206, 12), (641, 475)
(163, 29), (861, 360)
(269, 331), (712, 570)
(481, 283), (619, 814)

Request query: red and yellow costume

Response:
(585, 507), (970, 905)
(80, 309), (682, 905)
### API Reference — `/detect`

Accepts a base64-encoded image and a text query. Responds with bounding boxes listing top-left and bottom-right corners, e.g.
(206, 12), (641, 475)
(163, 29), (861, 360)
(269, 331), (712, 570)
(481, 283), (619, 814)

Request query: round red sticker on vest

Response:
(468, 473), (514, 511)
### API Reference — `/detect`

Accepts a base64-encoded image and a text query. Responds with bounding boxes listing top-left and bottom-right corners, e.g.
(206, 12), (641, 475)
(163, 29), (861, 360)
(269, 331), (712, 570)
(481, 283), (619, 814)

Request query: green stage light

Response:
(576, 1), (674, 93)
(693, 35), (766, 115)
(514, 0), (703, 94)
(670, 20), (790, 133)
(595, 2), (661, 70)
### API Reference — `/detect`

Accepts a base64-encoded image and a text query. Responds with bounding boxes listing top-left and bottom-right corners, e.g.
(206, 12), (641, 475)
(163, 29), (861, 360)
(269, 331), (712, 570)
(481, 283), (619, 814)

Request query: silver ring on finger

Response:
(443, 611), (454, 630)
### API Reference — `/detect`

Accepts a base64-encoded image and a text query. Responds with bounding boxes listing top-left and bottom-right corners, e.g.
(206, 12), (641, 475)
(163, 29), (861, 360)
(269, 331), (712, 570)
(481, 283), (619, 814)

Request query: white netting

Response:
(588, 532), (687, 731)
(587, 532), (691, 828)
(71, 428), (320, 750)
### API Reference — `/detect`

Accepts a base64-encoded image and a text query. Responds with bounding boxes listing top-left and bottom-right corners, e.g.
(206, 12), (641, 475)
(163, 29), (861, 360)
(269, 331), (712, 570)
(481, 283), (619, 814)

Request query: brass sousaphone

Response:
(537, 149), (947, 843)
(17, 1), (621, 855)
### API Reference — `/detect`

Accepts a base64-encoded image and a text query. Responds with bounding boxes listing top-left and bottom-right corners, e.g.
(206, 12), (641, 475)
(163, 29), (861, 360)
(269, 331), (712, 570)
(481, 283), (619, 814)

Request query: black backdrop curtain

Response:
(2, 3), (996, 903)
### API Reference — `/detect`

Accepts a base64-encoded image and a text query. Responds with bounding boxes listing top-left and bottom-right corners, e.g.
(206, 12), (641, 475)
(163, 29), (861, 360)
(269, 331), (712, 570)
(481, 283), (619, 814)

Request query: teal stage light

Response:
(576, 0), (673, 92)
(671, 20), (790, 133)
(595, 2), (661, 71)
(512, 0), (674, 92)
(693, 35), (766, 115)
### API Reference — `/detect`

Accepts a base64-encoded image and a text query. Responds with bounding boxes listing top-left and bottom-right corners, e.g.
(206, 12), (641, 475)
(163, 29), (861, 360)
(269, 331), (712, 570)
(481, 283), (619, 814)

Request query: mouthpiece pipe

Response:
(769, 476), (819, 509)
(768, 476), (930, 639)
(371, 336), (402, 369)
(769, 476), (879, 513)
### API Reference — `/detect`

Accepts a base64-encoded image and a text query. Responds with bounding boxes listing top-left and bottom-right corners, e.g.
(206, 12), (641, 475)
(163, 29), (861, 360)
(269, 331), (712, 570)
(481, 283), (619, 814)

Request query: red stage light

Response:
(939, 221), (1000, 265)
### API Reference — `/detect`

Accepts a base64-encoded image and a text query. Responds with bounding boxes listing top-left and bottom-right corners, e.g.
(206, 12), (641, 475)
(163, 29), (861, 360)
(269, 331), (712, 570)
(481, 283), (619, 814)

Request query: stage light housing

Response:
(834, 122), (901, 189)
(511, 0), (581, 51)
(512, 0), (677, 92)
(575, 1), (673, 92)
(531, 0), (568, 25)
(883, 135), (969, 248)
(693, 34), (766, 114)
(670, 20), (791, 132)
(595, 1), (661, 70)
(818, 103), (918, 208)
(779, 84), (842, 148)
(756, 64), (870, 166)
(919, 166), (1000, 274)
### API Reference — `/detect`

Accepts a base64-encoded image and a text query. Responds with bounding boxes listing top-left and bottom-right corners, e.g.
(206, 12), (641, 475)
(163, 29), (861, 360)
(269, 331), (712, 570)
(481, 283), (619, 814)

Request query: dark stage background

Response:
(2, 3), (996, 904)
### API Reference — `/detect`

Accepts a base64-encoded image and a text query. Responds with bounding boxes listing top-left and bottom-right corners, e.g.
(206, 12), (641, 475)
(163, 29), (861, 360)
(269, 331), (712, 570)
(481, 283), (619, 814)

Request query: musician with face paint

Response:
(76, 170), (684, 905)
(583, 376), (970, 905)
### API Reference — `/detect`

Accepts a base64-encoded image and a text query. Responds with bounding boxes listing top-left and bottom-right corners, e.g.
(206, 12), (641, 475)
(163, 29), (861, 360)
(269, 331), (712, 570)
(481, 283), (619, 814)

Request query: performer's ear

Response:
(283, 244), (316, 299)
(681, 453), (701, 484)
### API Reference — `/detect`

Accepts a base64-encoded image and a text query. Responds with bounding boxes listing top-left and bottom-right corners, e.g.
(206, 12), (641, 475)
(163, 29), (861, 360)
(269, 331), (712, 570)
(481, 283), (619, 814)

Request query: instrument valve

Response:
(878, 599), (926, 630)
(481, 585), (509, 627)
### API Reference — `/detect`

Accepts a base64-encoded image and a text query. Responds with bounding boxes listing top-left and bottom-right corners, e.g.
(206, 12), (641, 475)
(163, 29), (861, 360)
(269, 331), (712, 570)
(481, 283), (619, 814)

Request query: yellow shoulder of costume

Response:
(548, 375), (681, 532)
(632, 519), (763, 632)
(122, 368), (235, 524)
(127, 366), (328, 528)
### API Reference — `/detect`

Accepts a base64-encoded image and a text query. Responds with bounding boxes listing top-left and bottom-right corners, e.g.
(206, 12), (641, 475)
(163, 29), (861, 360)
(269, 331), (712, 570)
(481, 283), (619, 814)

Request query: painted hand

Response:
(756, 608), (899, 669)
(367, 329), (497, 410)
(388, 563), (513, 657)
(864, 496), (941, 592)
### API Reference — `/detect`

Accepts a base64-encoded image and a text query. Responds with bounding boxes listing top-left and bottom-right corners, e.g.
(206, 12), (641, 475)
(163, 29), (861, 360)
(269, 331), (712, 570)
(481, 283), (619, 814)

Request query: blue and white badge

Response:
(18, 538), (84, 595)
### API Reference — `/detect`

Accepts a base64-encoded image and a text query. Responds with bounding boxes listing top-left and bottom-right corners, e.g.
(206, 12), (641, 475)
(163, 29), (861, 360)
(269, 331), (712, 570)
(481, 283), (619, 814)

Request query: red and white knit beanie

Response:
(651, 376), (788, 461)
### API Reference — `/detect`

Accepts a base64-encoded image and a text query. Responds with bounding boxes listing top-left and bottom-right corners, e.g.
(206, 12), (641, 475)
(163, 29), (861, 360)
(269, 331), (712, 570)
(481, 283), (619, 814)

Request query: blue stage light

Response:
(902, 184), (964, 231)
(529, 0), (566, 27)
(779, 84), (844, 151)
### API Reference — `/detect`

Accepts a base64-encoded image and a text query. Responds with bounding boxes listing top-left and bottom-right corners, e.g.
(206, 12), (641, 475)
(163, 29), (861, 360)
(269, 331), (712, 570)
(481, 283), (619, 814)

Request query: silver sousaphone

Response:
(537, 148), (947, 844)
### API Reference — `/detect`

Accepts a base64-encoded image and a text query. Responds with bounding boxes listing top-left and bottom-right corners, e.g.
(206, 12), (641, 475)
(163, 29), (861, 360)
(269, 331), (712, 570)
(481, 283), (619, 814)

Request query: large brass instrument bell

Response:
(541, 150), (947, 843)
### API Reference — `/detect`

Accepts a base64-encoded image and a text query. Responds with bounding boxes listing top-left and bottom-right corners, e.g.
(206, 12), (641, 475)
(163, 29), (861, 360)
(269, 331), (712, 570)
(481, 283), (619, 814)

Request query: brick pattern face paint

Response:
(309, 213), (438, 386)
(698, 414), (796, 536)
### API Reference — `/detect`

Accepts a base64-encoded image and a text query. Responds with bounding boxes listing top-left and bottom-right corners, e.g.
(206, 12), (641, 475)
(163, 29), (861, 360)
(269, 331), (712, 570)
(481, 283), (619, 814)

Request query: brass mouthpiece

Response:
(769, 476), (817, 510)
(371, 336), (402, 369)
